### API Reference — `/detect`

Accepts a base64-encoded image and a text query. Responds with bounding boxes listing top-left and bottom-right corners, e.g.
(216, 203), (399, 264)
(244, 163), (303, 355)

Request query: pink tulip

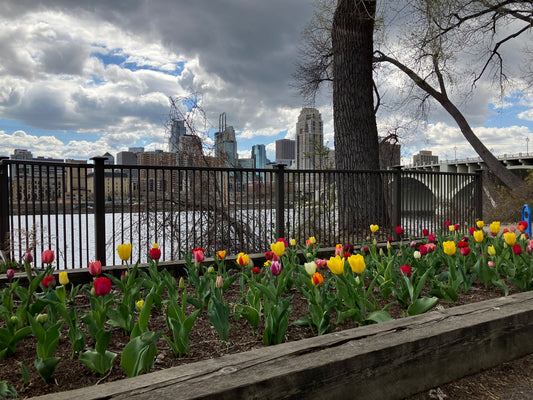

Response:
(42, 250), (54, 265)
(488, 261), (495, 268)
(6, 269), (15, 280)
(88, 260), (102, 276)
(24, 252), (33, 263)
(271, 260), (282, 276)
(191, 248), (205, 263)
(316, 259), (328, 269)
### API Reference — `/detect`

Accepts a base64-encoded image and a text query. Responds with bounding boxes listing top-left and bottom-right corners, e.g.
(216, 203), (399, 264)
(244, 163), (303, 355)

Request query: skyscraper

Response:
(251, 144), (266, 169)
(275, 139), (295, 166)
(295, 108), (323, 169)
(169, 119), (187, 153)
(214, 113), (238, 167)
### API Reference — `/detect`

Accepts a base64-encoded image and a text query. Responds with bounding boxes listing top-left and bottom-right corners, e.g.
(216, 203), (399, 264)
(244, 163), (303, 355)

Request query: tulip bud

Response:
(207, 266), (215, 274)
(90, 287), (95, 296)
(410, 241), (416, 248)
(6, 269), (15, 280)
(216, 276), (223, 289)
(179, 277), (185, 290)
(373, 238), (377, 246)
(136, 299), (144, 311)
(24, 252), (33, 263)
(36, 313), (48, 324)
(387, 241), (391, 249)
(121, 270), (129, 283)
(10, 315), (20, 326)
(306, 253), (312, 258)
(379, 248), (384, 256)
(248, 258), (254, 268)
(488, 261), (495, 268)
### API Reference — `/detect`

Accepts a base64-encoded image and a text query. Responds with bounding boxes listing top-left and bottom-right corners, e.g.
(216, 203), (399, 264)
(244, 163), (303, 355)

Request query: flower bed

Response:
(0, 221), (530, 398)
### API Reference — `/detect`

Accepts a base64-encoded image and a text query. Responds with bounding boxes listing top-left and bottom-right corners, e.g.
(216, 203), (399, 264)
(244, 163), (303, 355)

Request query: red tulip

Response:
(88, 260), (102, 276)
(460, 247), (471, 256)
(395, 226), (403, 235)
(149, 247), (161, 260)
(41, 275), (56, 288)
(252, 267), (261, 274)
(419, 244), (428, 256)
(457, 241), (468, 248)
(94, 277), (112, 296)
(428, 234), (436, 243)
(513, 244), (523, 255)
(469, 227), (476, 235)
(42, 250), (54, 265)
(191, 248), (205, 263)
(445, 221), (451, 227)
(400, 265), (412, 277)
(454, 224), (459, 231)
(422, 229), (429, 236)
(265, 251), (274, 261)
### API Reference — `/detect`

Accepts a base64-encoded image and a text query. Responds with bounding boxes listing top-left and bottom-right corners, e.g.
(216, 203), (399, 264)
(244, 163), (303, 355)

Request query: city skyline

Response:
(0, 1), (532, 166)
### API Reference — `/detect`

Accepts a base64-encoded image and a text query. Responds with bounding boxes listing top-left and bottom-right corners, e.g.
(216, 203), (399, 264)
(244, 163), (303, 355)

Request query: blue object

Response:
(522, 204), (532, 237)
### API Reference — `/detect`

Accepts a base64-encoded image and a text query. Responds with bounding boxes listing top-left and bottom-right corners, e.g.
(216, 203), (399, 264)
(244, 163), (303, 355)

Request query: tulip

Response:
(192, 247), (205, 263)
(316, 259), (328, 269)
(400, 265), (412, 277)
(445, 221), (451, 227)
(216, 275), (224, 288)
(304, 261), (317, 276)
(428, 234), (436, 243)
(473, 230), (484, 243)
(36, 313), (49, 324)
(179, 277), (185, 290)
(217, 250), (226, 260)
(271, 260), (282, 276)
(270, 241), (285, 257)
(306, 236), (316, 246)
(24, 252), (33, 263)
(88, 260), (102, 276)
(363, 246), (370, 254)
(476, 220), (484, 229)
(117, 243), (132, 262)
(454, 224), (459, 231)
(528, 245), (533, 254)
(149, 245), (161, 260)
(518, 221), (528, 233)
(488, 261), (495, 268)
(469, 227), (476, 235)
(327, 255), (344, 275)
(395, 226), (403, 235)
(460, 247), (471, 256)
(290, 239), (296, 247)
(419, 245), (428, 256)
(335, 244), (343, 256)
(121, 270), (129, 283)
(488, 246), (496, 256)
(252, 267), (261, 274)
(457, 240), (468, 248)
(422, 229), (429, 236)
(510, 226), (516, 233)
(277, 238), (288, 248)
(207, 266), (215, 273)
(490, 221), (501, 234)
(370, 224), (379, 233)
(443, 241), (456, 256)
(41, 275), (56, 288)
(409, 241), (416, 248)
(237, 252), (249, 267)
(348, 254), (365, 274)
(513, 244), (523, 255)
(426, 243), (437, 252)
(59, 271), (69, 286)
(413, 251), (421, 259)
(265, 251), (274, 260)
(94, 276), (112, 296)
(449, 225), (455, 232)
(136, 299), (144, 311)
(42, 249), (54, 265)
(6, 269), (15, 280)
(504, 232), (517, 246)
(311, 272), (324, 286)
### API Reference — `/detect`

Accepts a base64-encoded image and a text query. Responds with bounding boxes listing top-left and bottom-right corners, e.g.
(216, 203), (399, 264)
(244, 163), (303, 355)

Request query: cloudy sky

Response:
(0, 0), (532, 165)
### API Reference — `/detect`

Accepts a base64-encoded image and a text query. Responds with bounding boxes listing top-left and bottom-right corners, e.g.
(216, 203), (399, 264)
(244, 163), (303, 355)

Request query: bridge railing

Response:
(0, 157), (482, 269)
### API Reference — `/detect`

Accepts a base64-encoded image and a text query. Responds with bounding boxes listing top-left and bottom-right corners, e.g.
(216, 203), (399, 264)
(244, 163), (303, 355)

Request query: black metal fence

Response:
(0, 156), (482, 269)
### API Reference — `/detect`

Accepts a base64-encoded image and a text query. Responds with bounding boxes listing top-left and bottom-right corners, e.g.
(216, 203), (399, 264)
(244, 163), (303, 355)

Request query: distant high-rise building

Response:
(275, 139), (295, 166)
(177, 134), (204, 167)
(251, 144), (266, 169)
(10, 149), (33, 160)
(296, 108), (323, 169)
(413, 150), (438, 166)
(128, 147), (145, 154)
(102, 152), (114, 165)
(214, 113), (238, 167)
(117, 151), (137, 166)
(169, 119), (187, 153)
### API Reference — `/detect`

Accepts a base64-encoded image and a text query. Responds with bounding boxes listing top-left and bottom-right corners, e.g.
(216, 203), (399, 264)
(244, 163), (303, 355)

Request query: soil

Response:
(0, 279), (531, 400)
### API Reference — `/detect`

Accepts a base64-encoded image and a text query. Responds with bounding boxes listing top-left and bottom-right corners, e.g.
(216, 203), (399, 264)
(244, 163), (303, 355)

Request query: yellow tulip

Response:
(271, 241), (286, 257)
(348, 254), (366, 274)
(370, 224), (379, 233)
(306, 236), (316, 245)
(487, 245), (496, 256)
(473, 230), (484, 243)
(290, 238), (296, 247)
(152, 243), (159, 248)
(136, 299), (144, 311)
(217, 250), (226, 260)
(449, 225), (455, 232)
(59, 271), (69, 286)
(327, 255), (344, 275)
(490, 221), (500, 234)
(476, 220), (484, 229)
(237, 252), (249, 267)
(504, 232), (517, 246)
(117, 243), (132, 262)
(443, 241), (456, 256)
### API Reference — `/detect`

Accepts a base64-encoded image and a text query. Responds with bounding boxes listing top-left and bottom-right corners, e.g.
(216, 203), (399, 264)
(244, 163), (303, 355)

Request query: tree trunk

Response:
(332, 0), (388, 238)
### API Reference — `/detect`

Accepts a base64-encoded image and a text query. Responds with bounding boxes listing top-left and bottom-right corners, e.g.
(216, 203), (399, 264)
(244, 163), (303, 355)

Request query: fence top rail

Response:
(1, 158), (480, 178)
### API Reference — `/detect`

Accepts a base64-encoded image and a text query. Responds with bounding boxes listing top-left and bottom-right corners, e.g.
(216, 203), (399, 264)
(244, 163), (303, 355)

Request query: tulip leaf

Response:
(407, 297), (439, 316)
(365, 310), (393, 324)
(208, 297), (230, 341)
(121, 331), (161, 377)
(79, 349), (117, 376)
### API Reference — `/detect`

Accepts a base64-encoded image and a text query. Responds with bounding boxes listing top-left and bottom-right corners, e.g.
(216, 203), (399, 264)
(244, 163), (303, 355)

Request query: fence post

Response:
(275, 164), (286, 240)
(392, 165), (403, 240)
(91, 157), (107, 266)
(0, 157), (9, 255)
(475, 170), (483, 222)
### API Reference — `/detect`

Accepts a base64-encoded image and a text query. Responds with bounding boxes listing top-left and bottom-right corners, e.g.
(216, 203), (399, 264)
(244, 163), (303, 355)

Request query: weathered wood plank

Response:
(32, 291), (533, 400)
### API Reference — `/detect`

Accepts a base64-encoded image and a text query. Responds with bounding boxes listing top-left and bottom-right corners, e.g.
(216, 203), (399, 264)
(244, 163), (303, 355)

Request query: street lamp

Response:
(454, 146), (457, 161)
(527, 137), (530, 155)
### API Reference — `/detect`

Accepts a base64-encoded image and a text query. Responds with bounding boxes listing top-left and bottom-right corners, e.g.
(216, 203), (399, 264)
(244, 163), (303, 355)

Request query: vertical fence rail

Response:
(0, 157), (9, 254)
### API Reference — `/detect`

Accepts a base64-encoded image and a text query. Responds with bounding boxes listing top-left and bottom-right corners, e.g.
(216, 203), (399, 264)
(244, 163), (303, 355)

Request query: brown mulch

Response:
(1, 280), (532, 400)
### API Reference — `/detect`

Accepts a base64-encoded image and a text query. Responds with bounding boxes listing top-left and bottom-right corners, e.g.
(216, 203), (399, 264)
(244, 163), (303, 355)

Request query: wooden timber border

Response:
(31, 290), (533, 400)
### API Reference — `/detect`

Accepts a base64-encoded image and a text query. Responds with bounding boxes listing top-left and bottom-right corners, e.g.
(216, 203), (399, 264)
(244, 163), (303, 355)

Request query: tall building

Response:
(137, 151), (177, 200)
(102, 152), (114, 165)
(251, 144), (266, 169)
(177, 134), (204, 166)
(169, 119), (187, 153)
(296, 108), (323, 169)
(214, 113), (238, 167)
(275, 139), (295, 166)
(117, 151), (137, 166)
(413, 150), (438, 166)
(128, 147), (145, 154)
